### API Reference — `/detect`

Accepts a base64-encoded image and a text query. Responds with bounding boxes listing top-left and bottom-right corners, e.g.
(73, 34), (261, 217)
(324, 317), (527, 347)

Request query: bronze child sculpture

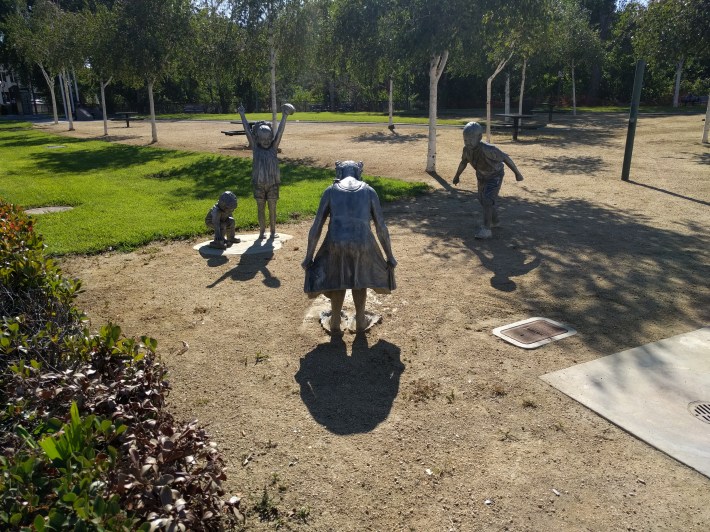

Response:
(205, 191), (239, 249)
(452, 121), (524, 239)
(302, 160), (397, 334)
(238, 103), (295, 240)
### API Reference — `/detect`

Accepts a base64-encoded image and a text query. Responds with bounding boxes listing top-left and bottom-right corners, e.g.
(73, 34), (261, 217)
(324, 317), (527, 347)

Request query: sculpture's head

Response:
(335, 160), (364, 181)
(463, 121), (484, 148)
(217, 190), (238, 213)
(254, 122), (274, 148)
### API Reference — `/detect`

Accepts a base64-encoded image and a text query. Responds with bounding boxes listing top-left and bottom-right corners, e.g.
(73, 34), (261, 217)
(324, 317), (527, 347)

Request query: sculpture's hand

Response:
(301, 258), (313, 270)
(453, 176), (460, 186)
(387, 257), (398, 268)
(237, 104), (245, 115)
(515, 172), (524, 182)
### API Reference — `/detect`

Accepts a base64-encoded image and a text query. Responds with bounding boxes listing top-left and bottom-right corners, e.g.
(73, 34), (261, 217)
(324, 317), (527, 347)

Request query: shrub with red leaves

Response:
(1, 200), (244, 530)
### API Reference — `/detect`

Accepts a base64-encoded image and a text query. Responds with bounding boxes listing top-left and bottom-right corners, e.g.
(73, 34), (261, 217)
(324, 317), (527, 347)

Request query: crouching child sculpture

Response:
(302, 160), (397, 333)
(205, 191), (240, 249)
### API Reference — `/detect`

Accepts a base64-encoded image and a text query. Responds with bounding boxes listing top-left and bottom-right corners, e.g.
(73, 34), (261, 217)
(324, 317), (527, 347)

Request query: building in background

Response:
(0, 65), (48, 115)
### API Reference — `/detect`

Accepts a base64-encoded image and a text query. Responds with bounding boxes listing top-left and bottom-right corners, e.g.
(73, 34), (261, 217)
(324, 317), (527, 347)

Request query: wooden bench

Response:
(183, 104), (206, 113)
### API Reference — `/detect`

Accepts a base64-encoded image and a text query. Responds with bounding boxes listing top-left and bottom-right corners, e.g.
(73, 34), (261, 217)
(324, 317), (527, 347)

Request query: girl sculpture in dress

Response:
(302, 160), (397, 333)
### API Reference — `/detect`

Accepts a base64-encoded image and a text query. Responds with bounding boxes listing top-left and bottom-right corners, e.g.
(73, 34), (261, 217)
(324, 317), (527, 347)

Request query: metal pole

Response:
(622, 60), (645, 181)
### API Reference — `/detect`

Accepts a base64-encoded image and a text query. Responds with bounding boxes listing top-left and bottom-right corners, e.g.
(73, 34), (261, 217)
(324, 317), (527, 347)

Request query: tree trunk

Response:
(100, 77), (112, 136)
(72, 68), (80, 106)
(486, 51), (514, 143)
(62, 70), (74, 131)
(329, 77), (335, 111)
(148, 80), (158, 143)
(673, 58), (684, 108)
(703, 91), (710, 144)
(388, 76), (394, 128)
(270, 38), (277, 129)
(571, 63), (577, 116)
(58, 74), (69, 122)
(518, 57), (527, 115)
(504, 72), (510, 122)
(39, 65), (59, 124)
(426, 51), (449, 173)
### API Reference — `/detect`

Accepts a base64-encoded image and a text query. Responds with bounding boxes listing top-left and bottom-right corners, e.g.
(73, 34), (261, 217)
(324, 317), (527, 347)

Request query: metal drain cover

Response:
(688, 401), (710, 424)
(493, 317), (577, 349)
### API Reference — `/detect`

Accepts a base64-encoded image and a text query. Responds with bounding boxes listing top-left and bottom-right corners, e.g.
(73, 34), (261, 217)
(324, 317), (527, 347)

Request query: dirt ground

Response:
(42, 112), (710, 531)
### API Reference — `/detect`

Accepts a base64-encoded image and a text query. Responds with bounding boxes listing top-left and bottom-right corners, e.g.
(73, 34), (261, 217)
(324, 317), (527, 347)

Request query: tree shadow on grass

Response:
(386, 188), (709, 355)
(29, 143), (193, 173)
(295, 335), (404, 435)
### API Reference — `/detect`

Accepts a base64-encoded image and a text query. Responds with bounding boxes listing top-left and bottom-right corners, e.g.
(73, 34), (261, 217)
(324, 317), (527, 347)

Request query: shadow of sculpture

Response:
(206, 248), (280, 288)
(385, 187), (709, 354)
(294, 336), (404, 435)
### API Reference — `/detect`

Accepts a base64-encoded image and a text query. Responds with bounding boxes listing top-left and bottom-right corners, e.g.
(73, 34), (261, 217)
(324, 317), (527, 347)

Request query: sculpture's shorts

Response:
(253, 182), (279, 201)
(477, 174), (503, 207)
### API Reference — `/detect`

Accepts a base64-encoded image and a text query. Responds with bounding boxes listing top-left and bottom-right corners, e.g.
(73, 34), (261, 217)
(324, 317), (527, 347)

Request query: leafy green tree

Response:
(232, 0), (309, 127)
(191, 2), (249, 113)
(330, 0), (411, 127)
(84, 3), (120, 135)
(474, 0), (552, 140)
(580, 0), (616, 103)
(388, 0), (476, 172)
(635, 0), (706, 108)
(113, 0), (194, 143)
(3, 0), (84, 127)
(552, 0), (602, 115)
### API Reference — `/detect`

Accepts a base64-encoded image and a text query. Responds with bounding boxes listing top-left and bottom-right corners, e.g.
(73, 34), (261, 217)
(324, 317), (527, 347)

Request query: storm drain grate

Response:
(493, 317), (577, 349)
(688, 401), (710, 424)
(502, 321), (569, 344)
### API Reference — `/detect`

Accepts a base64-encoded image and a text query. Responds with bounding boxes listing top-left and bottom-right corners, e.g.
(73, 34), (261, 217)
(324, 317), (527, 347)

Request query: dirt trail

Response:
(51, 113), (710, 531)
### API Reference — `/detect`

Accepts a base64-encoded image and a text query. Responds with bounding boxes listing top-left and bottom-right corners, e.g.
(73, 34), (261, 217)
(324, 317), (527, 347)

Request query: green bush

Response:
(1, 200), (244, 530)
(1, 200), (84, 367)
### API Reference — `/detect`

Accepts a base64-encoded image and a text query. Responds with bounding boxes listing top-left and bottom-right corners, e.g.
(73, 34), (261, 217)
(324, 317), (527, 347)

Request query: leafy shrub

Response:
(0, 200), (84, 368)
(1, 200), (244, 530)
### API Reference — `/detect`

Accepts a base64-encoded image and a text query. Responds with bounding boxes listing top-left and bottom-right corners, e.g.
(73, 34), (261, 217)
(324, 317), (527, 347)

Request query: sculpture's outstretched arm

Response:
(503, 155), (524, 181)
(370, 189), (397, 267)
(237, 105), (255, 148)
(302, 189), (331, 269)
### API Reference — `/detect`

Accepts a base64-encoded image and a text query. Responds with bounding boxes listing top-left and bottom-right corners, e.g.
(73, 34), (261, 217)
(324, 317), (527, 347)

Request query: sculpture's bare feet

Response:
(229, 237), (241, 244)
(355, 314), (373, 332)
(270, 232), (279, 239)
(329, 316), (343, 336)
(257, 232), (266, 240)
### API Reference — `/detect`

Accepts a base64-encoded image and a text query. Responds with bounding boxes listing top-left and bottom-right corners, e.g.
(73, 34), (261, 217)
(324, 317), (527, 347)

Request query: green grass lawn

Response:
(0, 120), (428, 255)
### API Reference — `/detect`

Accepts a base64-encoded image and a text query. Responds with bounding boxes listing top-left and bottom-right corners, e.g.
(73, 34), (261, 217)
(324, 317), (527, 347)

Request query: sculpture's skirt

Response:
(304, 232), (395, 298)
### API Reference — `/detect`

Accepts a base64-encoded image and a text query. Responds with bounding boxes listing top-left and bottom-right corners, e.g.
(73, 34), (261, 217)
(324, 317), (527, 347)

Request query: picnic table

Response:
(496, 113), (533, 141)
(113, 111), (139, 128)
(533, 102), (555, 123)
(221, 121), (257, 147)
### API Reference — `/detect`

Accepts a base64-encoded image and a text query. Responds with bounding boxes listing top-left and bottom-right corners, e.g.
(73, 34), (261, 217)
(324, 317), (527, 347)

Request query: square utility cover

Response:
(492, 317), (577, 349)
(541, 328), (710, 478)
